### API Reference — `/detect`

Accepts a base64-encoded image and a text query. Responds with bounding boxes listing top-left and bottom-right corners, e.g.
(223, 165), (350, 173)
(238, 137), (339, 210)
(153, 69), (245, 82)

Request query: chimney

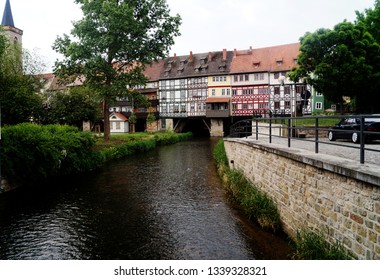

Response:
(222, 49), (227, 61)
(233, 49), (237, 57)
(173, 53), (177, 61)
(189, 51), (193, 62)
(208, 52), (213, 62)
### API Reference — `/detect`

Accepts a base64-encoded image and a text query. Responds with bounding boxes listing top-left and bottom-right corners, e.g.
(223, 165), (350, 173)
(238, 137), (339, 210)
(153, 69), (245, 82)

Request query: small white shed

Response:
(110, 112), (129, 133)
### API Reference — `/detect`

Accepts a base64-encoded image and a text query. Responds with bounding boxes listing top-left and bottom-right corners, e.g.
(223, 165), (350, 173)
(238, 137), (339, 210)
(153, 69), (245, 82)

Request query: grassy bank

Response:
(94, 131), (193, 162)
(213, 139), (350, 259)
(213, 139), (281, 232)
(0, 123), (192, 186)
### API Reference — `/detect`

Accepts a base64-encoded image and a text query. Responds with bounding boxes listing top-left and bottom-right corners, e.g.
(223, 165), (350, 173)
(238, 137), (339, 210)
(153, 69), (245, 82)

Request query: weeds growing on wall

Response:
(291, 229), (351, 260)
(213, 139), (281, 232)
(214, 139), (352, 259)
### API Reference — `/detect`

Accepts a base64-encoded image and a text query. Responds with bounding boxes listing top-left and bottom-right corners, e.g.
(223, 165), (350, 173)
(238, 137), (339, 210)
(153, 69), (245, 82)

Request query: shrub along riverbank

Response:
(0, 123), (192, 188)
(213, 139), (350, 260)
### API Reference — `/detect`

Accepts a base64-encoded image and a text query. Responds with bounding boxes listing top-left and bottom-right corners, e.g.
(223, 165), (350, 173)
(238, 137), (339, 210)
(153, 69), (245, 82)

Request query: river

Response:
(0, 138), (292, 260)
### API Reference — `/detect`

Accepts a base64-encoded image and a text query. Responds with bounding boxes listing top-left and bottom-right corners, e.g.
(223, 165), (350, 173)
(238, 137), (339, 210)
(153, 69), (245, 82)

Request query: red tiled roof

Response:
(230, 43), (300, 73)
(144, 60), (165, 81)
(110, 112), (128, 121)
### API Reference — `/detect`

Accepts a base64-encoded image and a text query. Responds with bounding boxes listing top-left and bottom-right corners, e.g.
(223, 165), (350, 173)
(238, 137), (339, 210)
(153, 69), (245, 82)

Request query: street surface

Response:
(246, 136), (380, 166)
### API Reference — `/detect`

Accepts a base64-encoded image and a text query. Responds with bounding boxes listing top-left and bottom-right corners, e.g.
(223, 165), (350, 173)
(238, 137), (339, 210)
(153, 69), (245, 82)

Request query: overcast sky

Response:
(3, 0), (376, 72)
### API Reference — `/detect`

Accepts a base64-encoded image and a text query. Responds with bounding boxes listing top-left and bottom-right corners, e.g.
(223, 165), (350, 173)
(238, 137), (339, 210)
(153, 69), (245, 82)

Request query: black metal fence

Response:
(229, 114), (380, 164)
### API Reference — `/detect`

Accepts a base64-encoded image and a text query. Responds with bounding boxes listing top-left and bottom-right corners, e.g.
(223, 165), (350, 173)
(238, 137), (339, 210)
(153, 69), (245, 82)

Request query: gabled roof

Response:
(110, 112), (128, 121)
(1, 0), (14, 27)
(230, 43), (300, 74)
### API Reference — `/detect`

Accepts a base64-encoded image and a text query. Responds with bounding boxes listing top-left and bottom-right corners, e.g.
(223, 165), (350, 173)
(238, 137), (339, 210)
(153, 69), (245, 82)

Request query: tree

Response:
(0, 30), (43, 125)
(356, 0), (380, 43)
(42, 86), (101, 128)
(53, 0), (181, 140)
(289, 21), (380, 113)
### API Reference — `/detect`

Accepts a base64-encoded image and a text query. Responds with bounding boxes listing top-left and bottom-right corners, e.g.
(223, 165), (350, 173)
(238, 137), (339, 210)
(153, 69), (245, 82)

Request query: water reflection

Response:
(0, 139), (291, 259)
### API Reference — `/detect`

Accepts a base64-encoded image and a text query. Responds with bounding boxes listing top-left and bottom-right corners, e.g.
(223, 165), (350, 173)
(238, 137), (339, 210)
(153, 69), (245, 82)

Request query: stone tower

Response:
(1, 0), (23, 46)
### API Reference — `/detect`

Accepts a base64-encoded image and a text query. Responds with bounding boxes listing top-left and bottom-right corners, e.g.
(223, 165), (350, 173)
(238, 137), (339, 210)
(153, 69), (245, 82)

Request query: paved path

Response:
(245, 135), (380, 166)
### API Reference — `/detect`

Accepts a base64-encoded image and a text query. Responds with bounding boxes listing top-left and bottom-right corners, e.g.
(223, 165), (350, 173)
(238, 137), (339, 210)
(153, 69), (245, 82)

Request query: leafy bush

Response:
(1, 123), (97, 185)
(1, 127), (192, 187)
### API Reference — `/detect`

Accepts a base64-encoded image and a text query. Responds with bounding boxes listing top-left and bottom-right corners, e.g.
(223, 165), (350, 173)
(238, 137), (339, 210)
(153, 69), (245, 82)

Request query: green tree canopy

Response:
(289, 2), (380, 113)
(42, 86), (101, 129)
(0, 30), (43, 125)
(53, 0), (181, 140)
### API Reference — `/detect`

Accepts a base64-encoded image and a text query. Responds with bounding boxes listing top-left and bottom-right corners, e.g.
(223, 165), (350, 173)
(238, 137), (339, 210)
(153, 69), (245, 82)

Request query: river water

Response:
(0, 138), (292, 260)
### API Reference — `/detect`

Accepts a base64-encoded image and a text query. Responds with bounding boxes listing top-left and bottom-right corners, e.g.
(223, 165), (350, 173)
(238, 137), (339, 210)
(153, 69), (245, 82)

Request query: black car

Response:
(327, 117), (380, 143)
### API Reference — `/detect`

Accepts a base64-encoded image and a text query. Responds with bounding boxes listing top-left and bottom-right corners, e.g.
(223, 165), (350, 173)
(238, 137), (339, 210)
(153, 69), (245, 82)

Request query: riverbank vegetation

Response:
(291, 229), (350, 260)
(213, 139), (350, 259)
(0, 123), (192, 186)
(213, 140), (281, 232)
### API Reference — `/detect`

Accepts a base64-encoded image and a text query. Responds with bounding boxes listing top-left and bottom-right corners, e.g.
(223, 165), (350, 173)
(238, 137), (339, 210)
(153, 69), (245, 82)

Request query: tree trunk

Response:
(103, 98), (110, 141)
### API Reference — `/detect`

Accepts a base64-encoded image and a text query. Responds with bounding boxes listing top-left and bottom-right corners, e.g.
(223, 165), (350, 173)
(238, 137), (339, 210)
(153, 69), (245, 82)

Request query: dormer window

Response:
(180, 59), (187, 66)
(177, 67), (184, 74)
(200, 56), (207, 65)
(253, 61), (260, 68)
(219, 62), (226, 72)
(276, 58), (283, 66)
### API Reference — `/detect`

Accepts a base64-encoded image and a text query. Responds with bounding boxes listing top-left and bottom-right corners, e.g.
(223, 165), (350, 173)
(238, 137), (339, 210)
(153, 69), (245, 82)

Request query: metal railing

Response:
(229, 114), (380, 164)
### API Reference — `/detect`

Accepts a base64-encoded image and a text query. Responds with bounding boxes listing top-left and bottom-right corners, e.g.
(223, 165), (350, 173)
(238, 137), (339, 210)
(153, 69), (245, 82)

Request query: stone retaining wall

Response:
(224, 138), (380, 259)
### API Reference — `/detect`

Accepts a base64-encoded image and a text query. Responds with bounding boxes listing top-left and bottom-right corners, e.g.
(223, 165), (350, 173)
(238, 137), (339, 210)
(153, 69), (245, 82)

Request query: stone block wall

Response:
(224, 139), (380, 259)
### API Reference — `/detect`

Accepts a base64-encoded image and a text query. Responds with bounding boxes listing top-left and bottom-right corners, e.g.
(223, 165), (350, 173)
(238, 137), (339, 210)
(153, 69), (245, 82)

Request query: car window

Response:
(345, 118), (356, 125)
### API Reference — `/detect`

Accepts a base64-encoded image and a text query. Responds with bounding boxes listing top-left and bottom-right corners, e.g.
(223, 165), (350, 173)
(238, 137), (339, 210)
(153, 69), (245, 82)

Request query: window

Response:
(227, 89), (230, 95)
(232, 89), (237, 96)
(116, 122), (121, 130)
(285, 101), (290, 109)
(222, 89), (226, 95)
(245, 74), (249, 81)
(316, 92), (323, 96)
(274, 102), (280, 109)
(274, 87), (280, 95)
(316, 102), (322, 110)
(234, 75), (238, 82)
(274, 72), (280, 79)
(239, 75), (244, 81)
(212, 89), (216, 96)
(254, 73), (264, 81)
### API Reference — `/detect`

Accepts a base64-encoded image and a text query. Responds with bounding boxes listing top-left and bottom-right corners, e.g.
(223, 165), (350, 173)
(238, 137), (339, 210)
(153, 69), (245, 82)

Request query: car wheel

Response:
(328, 131), (336, 141)
(352, 132), (360, 143)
